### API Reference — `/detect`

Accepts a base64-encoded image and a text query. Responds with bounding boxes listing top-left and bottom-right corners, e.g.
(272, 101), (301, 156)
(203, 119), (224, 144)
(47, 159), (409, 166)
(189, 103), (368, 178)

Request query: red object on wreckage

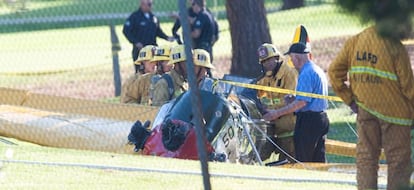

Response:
(142, 120), (214, 160)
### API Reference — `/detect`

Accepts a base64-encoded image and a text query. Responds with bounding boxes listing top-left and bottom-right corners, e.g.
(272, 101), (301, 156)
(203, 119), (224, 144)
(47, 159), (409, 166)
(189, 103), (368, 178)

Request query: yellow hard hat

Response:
(193, 49), (215, 69)
(257, 43), (281, 62)
(151, 45), (171, 62)
(135, 45), (156, 65)
(168, 45), (187, 65)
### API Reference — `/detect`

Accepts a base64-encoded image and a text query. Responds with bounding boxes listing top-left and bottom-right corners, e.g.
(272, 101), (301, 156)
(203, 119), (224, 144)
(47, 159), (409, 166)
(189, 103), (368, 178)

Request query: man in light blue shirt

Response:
(295, 56), (328, 112)
(263, 42), (330, 162)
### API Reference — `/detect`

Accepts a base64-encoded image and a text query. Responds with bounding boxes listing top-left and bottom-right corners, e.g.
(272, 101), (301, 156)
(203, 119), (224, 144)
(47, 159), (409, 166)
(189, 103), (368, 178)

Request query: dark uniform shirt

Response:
(172, 7), (197, 44)
(192, 9), (215, 52)
(123, 8), (169, 61)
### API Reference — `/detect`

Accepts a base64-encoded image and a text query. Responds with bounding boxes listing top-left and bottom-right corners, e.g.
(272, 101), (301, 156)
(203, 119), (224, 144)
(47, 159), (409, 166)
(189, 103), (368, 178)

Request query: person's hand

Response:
(349, 101), (358, 114)
(135, 42), (143, 49)
(167, 36), (175, 42)
(169, 12), (179, 19)
(188, 17), (196, 25)
(263, 109), (282, 121)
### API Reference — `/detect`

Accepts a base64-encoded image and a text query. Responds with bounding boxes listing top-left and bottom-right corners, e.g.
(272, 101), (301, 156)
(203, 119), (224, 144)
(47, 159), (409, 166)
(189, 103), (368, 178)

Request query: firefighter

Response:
(328, 25), (414, 190)
(149, 45), (172, 105)
(256, 43), (298, 164)
(150, 45), (214, 106)
(191, 0), (217, 67)
(152, 45), (173, 75)
(150, 45), (188, 106)
(121, 45), (156, 104)
(192, 48), (215, 84)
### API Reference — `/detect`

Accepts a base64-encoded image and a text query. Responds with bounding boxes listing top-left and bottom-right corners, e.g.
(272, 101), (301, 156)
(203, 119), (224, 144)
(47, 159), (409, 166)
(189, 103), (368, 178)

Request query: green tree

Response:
(336, 0), (414, 39)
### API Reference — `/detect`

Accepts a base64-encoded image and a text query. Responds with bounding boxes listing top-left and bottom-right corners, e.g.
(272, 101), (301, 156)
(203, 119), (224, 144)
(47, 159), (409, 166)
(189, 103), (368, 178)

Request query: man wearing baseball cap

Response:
(263, 42), (330, 162)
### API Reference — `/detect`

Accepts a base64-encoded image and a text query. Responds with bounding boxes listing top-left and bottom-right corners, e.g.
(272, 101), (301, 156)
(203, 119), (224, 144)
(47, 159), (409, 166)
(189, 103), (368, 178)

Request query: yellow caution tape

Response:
(219, 80), (344, 102)
(402, 39), (414, 45)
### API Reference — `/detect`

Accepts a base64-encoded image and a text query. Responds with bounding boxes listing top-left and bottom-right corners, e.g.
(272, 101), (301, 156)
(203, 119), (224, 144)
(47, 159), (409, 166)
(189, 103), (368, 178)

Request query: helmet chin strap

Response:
(271, 60), (283, 77)
(195, 67), (204, 83)
(156, 62), (163, 74)
(138, 64), (145, 74)
(176, 63), (187, 81)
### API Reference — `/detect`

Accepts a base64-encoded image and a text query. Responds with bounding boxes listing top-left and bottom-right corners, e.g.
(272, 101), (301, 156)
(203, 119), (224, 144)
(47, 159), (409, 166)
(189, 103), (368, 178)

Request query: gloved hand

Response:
(284, 94), (295, 105)
(349, 101), (358, 114)
(128, 120), (151, 152)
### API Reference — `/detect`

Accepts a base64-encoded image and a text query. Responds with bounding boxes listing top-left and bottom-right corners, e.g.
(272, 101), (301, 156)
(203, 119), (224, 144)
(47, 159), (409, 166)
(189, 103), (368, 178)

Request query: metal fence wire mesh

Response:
(0, 0), (413, 166)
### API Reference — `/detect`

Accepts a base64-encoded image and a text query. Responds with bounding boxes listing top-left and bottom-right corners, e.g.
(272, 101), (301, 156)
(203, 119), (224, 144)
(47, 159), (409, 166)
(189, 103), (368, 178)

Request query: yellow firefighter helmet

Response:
(257, 43), (281, 63)
(151, 45), (171, 62)
(193, 49), (215, 69)
(168, 45), (187, 65)
(135, 45), (156, 65)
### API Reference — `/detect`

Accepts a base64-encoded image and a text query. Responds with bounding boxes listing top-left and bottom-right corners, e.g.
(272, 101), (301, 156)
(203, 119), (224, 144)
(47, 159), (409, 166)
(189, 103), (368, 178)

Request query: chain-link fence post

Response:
(110, 23), (121, 96)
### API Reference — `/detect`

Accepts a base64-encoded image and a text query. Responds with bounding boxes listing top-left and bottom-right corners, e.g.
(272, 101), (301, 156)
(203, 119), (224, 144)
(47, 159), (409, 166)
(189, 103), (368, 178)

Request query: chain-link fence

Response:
(0, 0), (413, 166)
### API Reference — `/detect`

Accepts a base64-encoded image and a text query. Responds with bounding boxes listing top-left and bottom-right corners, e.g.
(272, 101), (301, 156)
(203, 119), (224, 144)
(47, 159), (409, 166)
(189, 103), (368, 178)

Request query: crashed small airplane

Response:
(0, 25), (384, 169)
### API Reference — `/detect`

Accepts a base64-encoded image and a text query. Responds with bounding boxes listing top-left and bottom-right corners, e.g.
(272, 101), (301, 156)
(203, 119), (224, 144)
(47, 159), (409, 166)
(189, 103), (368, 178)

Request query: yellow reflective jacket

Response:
(120, 73), (140, 103)
(257, 62), (298, 135)
(151, 69), (187, 106)
(329, 26), (414, 126)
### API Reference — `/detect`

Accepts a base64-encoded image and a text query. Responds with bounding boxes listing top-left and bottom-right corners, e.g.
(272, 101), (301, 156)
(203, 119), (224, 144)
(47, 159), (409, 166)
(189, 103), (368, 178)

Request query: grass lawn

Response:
(0, 138), (370, 190)
(0, 3), (412, 188)
(0, 4), (377, 163)
(0, 4), (365, 74)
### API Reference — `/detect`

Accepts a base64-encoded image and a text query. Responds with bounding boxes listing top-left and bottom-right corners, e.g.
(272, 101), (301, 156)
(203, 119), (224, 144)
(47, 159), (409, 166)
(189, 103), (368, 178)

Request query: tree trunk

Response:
(226, 0), (271, 78)
(281, 0), (304, 10)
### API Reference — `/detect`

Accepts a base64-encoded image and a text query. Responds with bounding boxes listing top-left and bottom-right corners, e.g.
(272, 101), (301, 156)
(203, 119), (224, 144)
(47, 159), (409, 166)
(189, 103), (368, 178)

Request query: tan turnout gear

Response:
(120, 73), (141, 103)
(122, 45), (157, 104)
(256, 42), (298, 163)
(257, 63), (298, 136)
(329, 26), (414, 126)
(150, 45), (189, 106)
(127, 73), (155, 105)
(151, 69), (187, 106)
(135, 45), (156, 65)
(329, 26), (414, 190)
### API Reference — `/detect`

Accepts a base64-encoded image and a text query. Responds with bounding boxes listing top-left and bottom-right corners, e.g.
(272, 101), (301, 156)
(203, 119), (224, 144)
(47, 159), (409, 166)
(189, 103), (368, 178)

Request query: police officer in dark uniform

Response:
(191, 0), (215, 59)
(190, 0), (216, 77)
(170, 4), (197, 45)
(171, 0), (218, 47)
(123, 0), (174, 73)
